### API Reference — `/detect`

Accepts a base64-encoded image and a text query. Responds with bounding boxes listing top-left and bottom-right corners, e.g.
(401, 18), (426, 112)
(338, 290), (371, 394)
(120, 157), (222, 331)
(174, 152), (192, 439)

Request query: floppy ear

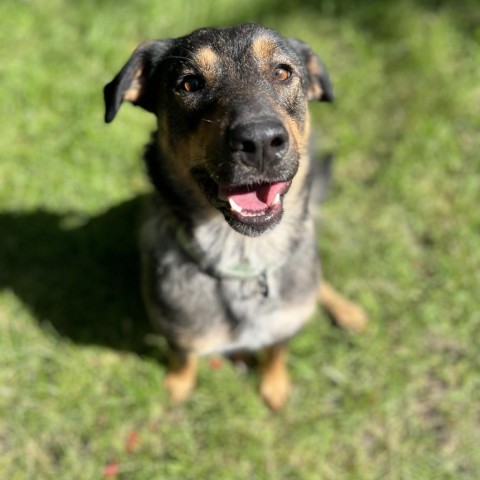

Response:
(103, 39), (172, 123)
(288, 38), (334, 103)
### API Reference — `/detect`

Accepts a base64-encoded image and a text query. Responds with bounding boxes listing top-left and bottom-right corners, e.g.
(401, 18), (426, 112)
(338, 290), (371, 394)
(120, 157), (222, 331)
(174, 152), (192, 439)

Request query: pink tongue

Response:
(220, 182), (288, 211)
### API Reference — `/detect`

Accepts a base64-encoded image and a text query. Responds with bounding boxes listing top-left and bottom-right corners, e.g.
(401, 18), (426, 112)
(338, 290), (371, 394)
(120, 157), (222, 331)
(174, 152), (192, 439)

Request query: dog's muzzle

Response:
(192, 116), (296, 236)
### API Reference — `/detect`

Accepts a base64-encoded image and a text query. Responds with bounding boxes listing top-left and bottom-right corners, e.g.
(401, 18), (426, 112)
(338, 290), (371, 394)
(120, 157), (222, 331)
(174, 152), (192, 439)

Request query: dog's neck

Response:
(144, 139), (313, 279)
(190, 212), (305, 279)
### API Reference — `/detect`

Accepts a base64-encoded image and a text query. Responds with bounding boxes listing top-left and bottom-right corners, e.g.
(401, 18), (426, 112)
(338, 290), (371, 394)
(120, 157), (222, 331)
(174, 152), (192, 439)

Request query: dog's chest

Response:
(143, 212), (320, 354)
(216, 271), (317, 353)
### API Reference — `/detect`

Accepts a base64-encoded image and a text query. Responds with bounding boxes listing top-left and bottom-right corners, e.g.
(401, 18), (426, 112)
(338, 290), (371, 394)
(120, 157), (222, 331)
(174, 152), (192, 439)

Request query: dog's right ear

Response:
(287, 38), (334, 103)
(103, 39), (172, 123)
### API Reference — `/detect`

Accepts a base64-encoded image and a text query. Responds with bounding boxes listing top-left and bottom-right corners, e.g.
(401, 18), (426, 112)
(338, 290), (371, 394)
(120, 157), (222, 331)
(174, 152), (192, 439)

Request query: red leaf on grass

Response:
(103, 461), (120, 478)
(125, 430), (140, 454)
(209, 357), (223, 370)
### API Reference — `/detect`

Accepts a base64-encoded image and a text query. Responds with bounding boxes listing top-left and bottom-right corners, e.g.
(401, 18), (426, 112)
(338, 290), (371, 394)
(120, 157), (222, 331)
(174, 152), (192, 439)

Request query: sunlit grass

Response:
(1, 1), (479, 478)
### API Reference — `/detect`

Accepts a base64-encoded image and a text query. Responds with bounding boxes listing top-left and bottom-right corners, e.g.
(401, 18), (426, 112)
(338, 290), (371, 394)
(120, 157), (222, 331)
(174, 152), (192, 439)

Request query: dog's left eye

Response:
(180, 75), (205, 92)
(274, 65), (292, 82)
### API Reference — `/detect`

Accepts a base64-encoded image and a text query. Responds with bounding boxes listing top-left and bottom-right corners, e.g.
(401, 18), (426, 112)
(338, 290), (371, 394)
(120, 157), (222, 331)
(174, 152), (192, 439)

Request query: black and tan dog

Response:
(104, 24), (366, 410)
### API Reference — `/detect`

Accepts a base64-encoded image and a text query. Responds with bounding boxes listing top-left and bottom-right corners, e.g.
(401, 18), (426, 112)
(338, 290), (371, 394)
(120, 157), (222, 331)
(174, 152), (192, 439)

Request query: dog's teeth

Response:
(273, 193), (281, 205)
(229, 198), (243, 213)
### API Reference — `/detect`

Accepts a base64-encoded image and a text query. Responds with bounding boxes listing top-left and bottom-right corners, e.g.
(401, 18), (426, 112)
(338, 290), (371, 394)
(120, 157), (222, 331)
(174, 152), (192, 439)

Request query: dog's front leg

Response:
(259, 344), (290, 411)
(164, 352), (198, 403)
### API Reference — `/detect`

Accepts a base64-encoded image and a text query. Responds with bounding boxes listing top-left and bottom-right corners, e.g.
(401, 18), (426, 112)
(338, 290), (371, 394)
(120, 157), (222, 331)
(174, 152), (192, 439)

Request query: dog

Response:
(104, 23), (367, 410)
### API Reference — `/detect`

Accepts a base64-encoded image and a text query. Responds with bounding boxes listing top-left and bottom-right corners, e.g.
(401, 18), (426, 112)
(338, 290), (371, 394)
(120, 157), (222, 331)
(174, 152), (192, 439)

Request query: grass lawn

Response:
(1, 0), (479, 478)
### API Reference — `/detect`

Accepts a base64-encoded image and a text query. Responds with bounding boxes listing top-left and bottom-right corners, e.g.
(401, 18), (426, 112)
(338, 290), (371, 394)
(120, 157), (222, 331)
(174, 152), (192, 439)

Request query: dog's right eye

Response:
(179, 75), (205, 93)
(274, 65), (292, 82)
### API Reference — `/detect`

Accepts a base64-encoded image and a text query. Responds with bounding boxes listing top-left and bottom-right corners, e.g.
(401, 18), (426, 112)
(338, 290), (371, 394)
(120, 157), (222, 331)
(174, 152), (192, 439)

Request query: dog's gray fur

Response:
(104, 24), (334, 360)
(140, 169), (320, 355)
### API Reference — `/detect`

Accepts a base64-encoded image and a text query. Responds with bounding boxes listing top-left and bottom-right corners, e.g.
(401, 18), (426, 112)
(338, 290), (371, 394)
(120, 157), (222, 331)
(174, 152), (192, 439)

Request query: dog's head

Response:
(104, 24), (333, 236)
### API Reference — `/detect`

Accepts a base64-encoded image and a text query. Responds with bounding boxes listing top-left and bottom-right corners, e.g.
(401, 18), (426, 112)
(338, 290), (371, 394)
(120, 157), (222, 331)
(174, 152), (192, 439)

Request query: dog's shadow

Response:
(0, 196), (165, 358)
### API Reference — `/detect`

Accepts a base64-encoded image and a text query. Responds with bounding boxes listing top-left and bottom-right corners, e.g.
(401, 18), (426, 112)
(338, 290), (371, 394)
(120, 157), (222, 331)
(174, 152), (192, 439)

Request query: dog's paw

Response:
(164, 372), (195, 403)
(319, 282), (368, 333)
(332, 300), (368, 333)
(260, 371), (290, 411)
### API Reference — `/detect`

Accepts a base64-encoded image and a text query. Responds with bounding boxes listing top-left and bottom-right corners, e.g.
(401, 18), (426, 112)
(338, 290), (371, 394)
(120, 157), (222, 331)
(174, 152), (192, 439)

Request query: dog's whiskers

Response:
(201, 118), (229, 128)
(164, 55), (193, 62)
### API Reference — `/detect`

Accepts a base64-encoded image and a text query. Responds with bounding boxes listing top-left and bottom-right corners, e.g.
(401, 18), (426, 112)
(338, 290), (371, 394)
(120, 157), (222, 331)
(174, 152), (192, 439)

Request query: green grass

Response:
(1, 0), (479, 478)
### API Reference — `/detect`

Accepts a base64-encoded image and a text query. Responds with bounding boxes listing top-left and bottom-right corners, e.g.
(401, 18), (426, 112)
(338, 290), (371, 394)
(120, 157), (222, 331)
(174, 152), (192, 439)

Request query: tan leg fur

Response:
(319, 281), (368, 333)
(164, 353), (198, 403)
(259, 344), (291, 411)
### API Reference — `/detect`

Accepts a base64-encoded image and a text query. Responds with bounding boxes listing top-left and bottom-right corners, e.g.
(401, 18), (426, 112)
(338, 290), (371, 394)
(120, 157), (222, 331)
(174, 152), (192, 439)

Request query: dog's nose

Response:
(228, 119), (289, 169)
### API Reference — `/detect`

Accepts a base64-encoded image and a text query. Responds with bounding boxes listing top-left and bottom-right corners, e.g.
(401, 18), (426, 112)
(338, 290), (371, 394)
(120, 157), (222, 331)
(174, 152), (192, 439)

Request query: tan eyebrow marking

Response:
(251, 36), (277, 61)
(194, 46), (219, 71)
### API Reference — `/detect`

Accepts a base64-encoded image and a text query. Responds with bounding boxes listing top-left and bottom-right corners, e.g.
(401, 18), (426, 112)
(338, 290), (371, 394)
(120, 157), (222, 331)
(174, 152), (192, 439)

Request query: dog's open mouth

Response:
(218, 181), (291, 227)
(191, 168), (293, 235)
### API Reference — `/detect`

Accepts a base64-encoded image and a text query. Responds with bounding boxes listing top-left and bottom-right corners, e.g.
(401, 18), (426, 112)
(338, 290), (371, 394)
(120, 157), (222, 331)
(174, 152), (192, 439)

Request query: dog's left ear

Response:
(288, 38), (334, 102)
(103, 39), (172, 123)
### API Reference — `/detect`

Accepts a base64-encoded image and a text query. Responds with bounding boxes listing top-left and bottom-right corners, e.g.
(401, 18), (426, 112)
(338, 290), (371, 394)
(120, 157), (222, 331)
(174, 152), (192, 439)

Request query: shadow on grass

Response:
(0, 196), (165, 358)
